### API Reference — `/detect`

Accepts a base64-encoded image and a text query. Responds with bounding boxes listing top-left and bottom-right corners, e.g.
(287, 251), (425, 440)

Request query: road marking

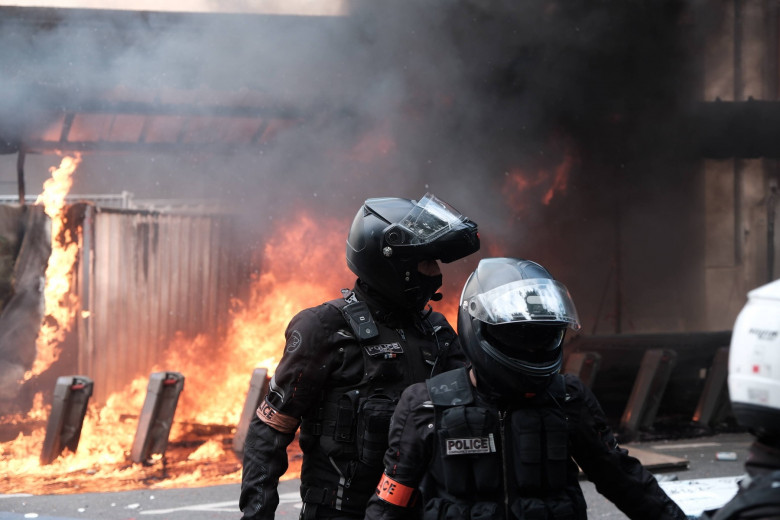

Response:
(139, 492), (302, 515)
(132, 478), (741, 517)
(659, 475), (743, 516)
(651, 442), (722, 450)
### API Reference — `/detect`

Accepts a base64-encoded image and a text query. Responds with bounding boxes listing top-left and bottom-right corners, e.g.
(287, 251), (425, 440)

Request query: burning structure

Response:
(0, 0), (777, 494)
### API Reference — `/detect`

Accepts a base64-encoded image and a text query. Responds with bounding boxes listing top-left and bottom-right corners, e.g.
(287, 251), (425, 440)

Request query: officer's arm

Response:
(239, 307), (335, 520)
(239, 414), (296, 520)
(567, 375), (687, 520)
(365, 384), (433, 520)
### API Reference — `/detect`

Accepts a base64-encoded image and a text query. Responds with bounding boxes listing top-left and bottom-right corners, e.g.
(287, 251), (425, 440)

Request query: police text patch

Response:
(364, 342), (404, 357)
(257, 400), (300, 433)
(445, 434), (496, 455)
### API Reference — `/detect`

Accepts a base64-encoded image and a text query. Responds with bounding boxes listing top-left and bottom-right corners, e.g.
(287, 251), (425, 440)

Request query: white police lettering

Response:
(365, 343), (404, 357)
(445, 436), (495, 455)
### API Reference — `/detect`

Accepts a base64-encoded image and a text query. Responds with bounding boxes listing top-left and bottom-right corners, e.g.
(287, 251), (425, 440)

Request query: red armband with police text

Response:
(256, 400), (300, 433)
(375, 473), (417, 507)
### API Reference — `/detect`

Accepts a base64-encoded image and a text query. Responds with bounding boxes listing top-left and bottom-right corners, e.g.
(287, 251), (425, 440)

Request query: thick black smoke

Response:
(0, 1), (711, 333)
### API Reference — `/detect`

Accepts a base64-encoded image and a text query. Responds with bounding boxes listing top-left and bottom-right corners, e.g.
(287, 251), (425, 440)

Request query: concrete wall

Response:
(702, 1), (780, 331)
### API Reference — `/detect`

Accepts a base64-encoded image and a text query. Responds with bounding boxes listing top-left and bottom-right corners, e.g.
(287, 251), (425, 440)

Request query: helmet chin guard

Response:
(346, 193), (479, 311)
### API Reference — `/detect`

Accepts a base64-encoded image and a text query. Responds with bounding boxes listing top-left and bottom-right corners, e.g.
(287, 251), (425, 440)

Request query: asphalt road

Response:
(1, 432), (754, 520)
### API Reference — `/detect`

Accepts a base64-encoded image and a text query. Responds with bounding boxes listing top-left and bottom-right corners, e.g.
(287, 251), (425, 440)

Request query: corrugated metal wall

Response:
(75, 205), (251, 404)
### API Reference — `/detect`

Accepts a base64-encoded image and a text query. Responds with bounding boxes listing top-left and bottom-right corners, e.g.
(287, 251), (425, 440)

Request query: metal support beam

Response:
(130, 371), (185, 464)
(40, 375), (93, 465)
(20, 140), (276, 155)
(16, 149), (25, 205)
(232, 368), (270, 456)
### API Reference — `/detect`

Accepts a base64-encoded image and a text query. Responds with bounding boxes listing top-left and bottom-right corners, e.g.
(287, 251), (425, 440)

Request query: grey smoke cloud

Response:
(0, 0), (708, 333)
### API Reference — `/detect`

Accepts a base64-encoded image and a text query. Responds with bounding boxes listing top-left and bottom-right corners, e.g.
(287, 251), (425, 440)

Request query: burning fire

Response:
(165, 212), (352, 426)
(25, 154), (82, 380)
(2, 183), (355, 493)
(3, 169), (464, 495)
(502, 141), (578, 213)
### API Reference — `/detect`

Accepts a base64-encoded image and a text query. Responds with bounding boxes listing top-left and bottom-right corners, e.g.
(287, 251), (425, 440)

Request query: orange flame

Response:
(541, 152), (574, 206)
(502, 143), (577, 213)
(159, 213), (352, 426)
(26, 154), (82, 380)
(2, 211), (352, 493)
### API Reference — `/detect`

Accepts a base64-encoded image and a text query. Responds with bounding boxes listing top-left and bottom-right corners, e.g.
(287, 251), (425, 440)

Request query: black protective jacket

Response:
(702, 440), (780, 520)
(364, 368), (687, 520)
(239, 282), (467, 519)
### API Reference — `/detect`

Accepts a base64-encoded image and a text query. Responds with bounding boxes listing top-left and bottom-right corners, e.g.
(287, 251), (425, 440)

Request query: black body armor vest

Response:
(298, 297), (446, 515)
(425, 368), (585, 520)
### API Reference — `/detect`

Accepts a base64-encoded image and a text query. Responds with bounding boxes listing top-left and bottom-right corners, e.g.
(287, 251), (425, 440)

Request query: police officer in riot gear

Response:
(239, 194), (480, 520)
(700, 279), (780, 520)
(364, 257), (687, 520)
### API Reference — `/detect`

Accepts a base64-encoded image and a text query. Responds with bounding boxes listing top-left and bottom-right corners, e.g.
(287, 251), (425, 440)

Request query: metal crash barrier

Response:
(233, 367), (270, 456)
(130, 371), (185, 464)
(564, 332), (733, 437)
(692, 346), (731, 428)
(40, 375), (94, 465)
(620, 349), (678, 440)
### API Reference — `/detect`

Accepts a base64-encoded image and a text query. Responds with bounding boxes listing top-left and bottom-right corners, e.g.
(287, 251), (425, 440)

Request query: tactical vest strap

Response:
(427, 367), (474, 407)
(334, 390), (360, 442)
(302, 486), (331, 505)
(326, 296), (379, 341)
(300, 295), (375, 439)
(301, 392), (357, 440)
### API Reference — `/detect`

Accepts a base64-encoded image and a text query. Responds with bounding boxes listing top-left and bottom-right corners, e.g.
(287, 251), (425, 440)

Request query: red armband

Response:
(375, 473), (417, 507)
(256, 401), (300, 433)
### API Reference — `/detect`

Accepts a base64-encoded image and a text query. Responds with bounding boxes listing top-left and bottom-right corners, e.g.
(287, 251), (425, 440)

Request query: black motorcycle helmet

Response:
(346, 193), (479, 312)
(458, 257), (581, 398)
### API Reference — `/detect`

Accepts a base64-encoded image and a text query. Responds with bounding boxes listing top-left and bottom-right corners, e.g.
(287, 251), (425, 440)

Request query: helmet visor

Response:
(485, 322), (566, 353)
(464, 278), (581, 330)
(398, 193), (466, 244)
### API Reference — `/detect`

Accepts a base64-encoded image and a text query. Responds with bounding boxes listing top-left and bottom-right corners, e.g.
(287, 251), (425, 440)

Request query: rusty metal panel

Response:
(77, 207), (250, 404)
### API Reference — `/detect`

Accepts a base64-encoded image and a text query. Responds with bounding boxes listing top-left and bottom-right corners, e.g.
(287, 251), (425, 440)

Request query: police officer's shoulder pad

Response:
(426, 367), (474, 407)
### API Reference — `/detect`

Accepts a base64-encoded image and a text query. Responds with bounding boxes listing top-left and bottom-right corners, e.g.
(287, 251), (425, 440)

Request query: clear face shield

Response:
(462, 278), (581, 330)
(381, 192), (479, 264)
(398, 193), (467, 244)
(384, 193), (467, 247)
